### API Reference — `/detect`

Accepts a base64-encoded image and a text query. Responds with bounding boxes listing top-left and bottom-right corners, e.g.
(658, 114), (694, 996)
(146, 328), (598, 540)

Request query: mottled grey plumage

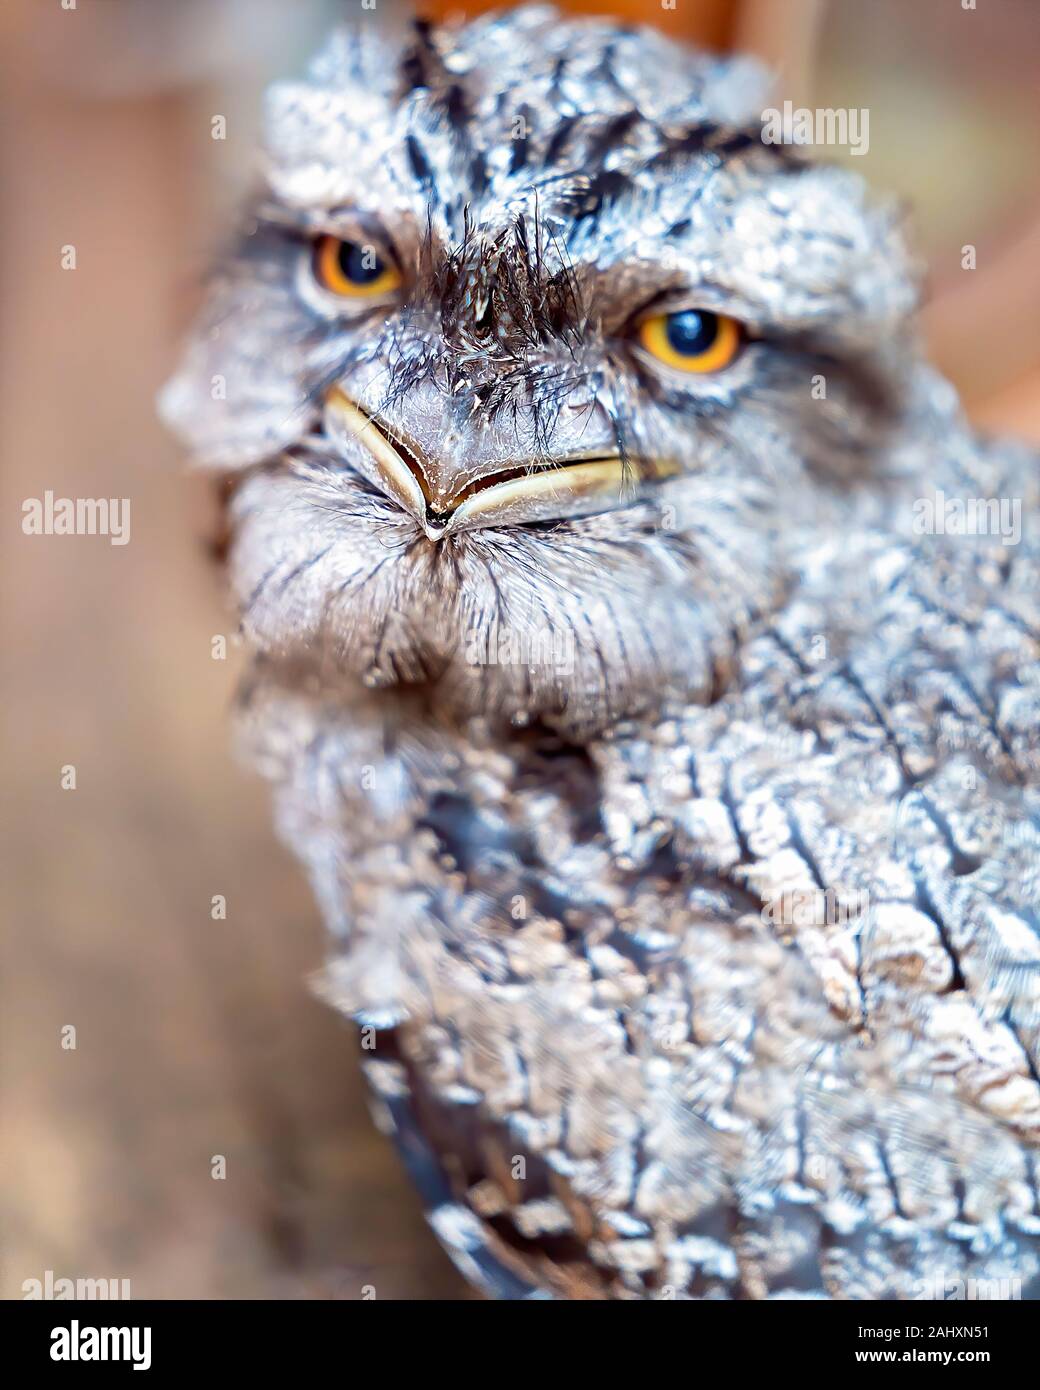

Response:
(162, 8), (1040, 1298)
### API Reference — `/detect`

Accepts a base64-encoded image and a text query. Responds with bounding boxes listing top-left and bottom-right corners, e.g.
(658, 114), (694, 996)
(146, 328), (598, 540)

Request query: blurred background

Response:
(2, 0), (1038, 1300)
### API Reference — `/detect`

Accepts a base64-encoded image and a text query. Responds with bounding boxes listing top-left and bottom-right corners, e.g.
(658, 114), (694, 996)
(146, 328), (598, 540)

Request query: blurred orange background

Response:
(2, 0), (1037, 1300)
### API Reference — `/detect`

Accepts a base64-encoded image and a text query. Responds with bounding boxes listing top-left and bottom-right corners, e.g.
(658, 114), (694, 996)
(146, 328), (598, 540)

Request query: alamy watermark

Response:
(50, 1321), (151, 1372)
(23, 1269), (131, 1300)
(913, 489), (1021, 546)
(465, 621), (575, 675)
(761, 101), (869, 157)
(762, 886), (870, 930)
(913, 1272), (1021, 1301)
(22, 491), (130, 545)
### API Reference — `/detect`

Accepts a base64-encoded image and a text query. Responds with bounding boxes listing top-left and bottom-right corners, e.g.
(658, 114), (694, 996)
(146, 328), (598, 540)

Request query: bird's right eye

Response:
(313, 235), (401, 298)
(636, 308), (743, 374)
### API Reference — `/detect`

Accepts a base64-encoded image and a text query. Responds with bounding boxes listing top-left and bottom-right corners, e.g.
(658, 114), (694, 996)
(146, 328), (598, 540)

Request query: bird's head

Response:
(161, 6), (919, 733)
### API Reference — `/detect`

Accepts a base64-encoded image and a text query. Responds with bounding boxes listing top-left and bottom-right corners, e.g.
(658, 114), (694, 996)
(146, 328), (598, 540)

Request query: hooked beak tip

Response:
(421, 513), (453, 542)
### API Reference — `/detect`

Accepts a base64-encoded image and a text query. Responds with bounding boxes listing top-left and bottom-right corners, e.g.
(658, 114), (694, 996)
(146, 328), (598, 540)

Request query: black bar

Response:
(2, 1296), (1032, 1377)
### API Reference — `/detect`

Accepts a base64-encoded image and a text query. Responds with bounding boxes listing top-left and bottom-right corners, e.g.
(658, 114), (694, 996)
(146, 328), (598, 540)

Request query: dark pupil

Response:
(339, 241), (384, 285)
(665, 309), (717, 356)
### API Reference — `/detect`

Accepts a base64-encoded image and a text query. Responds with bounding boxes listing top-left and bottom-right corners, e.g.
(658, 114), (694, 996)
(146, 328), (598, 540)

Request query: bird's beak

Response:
(324, 387), (677, 539)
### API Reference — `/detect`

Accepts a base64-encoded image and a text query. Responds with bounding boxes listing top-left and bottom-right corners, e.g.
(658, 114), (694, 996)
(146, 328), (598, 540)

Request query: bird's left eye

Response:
(637, 309), (743, 373)
(313, 234), (401, 298)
